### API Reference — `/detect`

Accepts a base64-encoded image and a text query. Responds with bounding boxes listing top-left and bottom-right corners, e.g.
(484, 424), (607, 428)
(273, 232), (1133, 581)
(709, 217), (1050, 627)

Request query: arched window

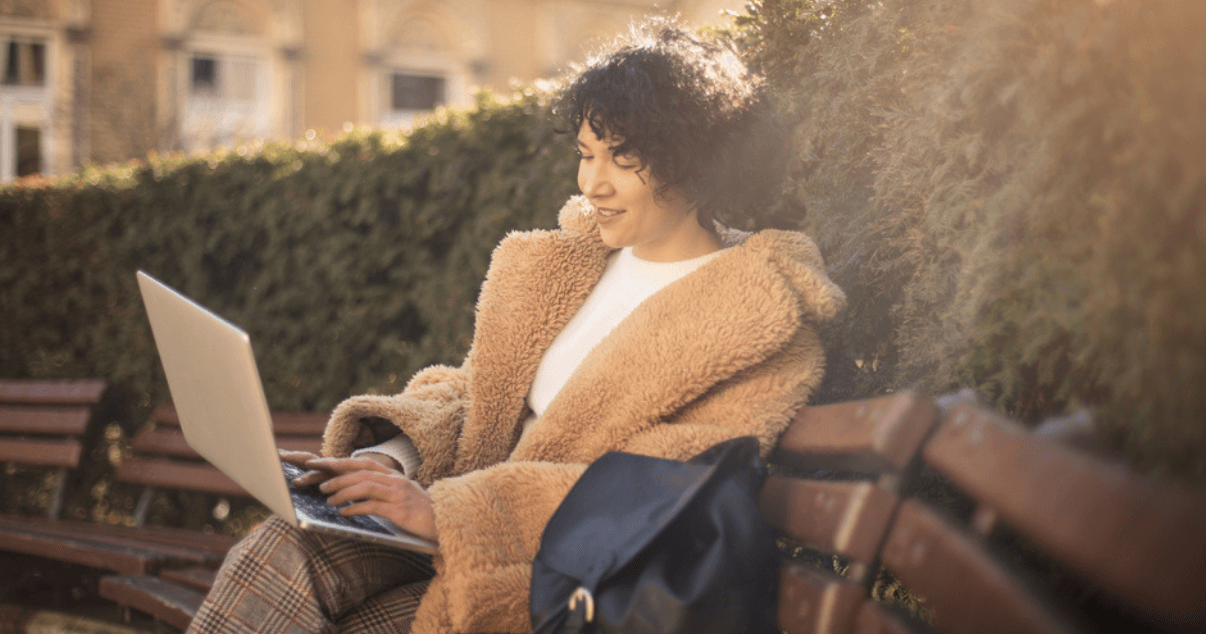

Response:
(368, 2), (475, 128)
(178, 0), (271, 150)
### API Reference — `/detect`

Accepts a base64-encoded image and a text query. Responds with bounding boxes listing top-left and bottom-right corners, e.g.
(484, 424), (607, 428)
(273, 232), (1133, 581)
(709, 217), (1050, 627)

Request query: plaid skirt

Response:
(187, 516), (436, 634)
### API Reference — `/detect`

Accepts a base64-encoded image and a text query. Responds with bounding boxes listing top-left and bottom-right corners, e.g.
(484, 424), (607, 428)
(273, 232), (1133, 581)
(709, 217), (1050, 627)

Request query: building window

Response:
(2, 38), (45, 87)
(181, 50), (268, 150)
(191, 56), (217, 96)
(189, 53), (259, 102)
(391, 72), (444, 112)
(16, 125), (39, 176)
(0, 32), (52, 181)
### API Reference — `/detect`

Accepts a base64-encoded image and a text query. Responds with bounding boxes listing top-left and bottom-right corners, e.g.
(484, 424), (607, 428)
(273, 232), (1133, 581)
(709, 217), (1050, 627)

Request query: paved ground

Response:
(0, 552), (160, 634)
(0, 605), (153, 634)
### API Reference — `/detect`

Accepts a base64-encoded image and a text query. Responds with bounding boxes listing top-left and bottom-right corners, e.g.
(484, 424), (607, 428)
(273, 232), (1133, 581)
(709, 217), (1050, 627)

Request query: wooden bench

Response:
(0, 394), (299, 582)
(88, 391), (1206, 633)
(760, 391), (1206, 634)
(0, 380), (182, 576)
(0, 379), (109, 519)
(96, 404), (327, 630)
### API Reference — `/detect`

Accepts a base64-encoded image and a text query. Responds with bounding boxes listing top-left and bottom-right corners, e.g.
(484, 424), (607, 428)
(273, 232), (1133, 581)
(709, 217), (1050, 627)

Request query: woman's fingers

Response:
(340, 500), (410, 528)
(320, 470), (437, 541)
(279, 450), (329, 487)
(321, 471), (400, 504)
(278, 451), (402, 488)
(303, 456), (397, 476)
(278, 449), (319, 467)
(289, 470), (330, 488)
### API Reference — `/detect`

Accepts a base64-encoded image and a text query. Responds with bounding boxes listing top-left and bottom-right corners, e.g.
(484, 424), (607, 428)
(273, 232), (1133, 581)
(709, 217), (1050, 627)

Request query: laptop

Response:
(136, 270), (437, 554)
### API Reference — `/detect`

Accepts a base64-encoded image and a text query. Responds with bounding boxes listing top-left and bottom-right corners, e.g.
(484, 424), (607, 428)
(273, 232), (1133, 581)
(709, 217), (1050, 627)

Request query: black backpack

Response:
(530, 436), (779, 634)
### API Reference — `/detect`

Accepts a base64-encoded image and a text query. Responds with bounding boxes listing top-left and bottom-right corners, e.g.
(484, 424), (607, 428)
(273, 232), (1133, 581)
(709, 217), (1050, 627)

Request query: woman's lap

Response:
(334, 580), (431, 633)
(188, 516), (435, 634)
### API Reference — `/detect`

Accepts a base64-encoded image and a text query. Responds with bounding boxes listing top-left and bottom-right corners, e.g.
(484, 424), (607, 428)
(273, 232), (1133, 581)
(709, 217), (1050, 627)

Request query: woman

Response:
(188, 17), (845, 634)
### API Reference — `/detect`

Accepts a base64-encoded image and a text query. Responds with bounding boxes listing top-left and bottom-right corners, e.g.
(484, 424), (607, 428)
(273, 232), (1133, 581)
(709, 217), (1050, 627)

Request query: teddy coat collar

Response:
(452, 195), (845, 473)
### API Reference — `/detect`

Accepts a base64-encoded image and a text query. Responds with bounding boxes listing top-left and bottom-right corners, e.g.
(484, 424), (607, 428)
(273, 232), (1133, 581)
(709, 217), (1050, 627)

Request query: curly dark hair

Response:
(554, 17), (793, 231)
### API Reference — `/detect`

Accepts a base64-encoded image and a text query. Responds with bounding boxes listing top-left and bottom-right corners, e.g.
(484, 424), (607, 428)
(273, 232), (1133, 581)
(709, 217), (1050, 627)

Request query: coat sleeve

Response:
(321, 363), (471, 486)
(415, 324), (825, 634)
(419, 460), (586, 633)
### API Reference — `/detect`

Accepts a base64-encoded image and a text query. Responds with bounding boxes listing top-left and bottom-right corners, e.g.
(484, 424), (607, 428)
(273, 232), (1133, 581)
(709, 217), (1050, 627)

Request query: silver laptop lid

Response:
(136, 271), (298, 526)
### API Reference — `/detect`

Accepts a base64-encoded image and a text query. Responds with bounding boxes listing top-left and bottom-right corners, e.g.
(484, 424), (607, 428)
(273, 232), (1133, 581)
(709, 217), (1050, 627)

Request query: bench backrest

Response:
(117, 405), (327, 524)
(0, 379), (108, 519)
(762, 392), (1206, 634)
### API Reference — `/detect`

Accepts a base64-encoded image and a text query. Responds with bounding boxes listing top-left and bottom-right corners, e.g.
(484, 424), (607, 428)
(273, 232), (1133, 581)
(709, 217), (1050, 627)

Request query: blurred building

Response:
(0, 0), (741, 182)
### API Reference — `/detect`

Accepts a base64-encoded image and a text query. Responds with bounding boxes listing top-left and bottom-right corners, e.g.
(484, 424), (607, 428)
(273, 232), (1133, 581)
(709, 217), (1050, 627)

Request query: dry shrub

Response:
(737, 0), (1206, 487)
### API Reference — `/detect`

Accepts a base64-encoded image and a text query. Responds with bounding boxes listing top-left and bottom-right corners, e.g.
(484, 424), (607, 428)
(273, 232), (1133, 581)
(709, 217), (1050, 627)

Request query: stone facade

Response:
(0, 0), (741, 181)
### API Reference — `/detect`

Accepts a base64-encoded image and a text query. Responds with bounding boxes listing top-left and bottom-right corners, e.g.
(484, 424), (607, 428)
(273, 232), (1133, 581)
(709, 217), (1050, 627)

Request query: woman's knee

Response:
(222, 515), (319, 574)
(212, 517), (317, 601)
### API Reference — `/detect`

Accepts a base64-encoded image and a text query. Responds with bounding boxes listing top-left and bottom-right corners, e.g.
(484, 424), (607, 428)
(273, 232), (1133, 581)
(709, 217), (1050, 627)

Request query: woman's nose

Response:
(580, 163), (612, 198)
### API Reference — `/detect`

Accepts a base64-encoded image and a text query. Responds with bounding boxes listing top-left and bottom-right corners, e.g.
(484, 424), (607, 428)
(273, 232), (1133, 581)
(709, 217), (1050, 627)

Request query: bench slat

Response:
(160, 566), (219, 593)
(131, 427), (321, 457)
(125, 524), (241, 554)
(277, 436), (323, 454)
(854, 602), (915, 634)
(99, 574), (206, 631)
(0, 525), (168, 575)
(0, 515), (239, 558)
(777, 561), (867, 634)
(880, 499), (1070, 634)
(0, 380), (107, 405)
(268, 412), (330, 436)
(129, 428), (197, 456)
(152, 405), (328, 436)
(0, 515), (222, 567)
(0, 407), (91, 435)
(94, 523), (239, 556)
(0, 438), (82, 468)
(924, 403), (1206, 625)
(761, 477), (899, 562)
(116, 456), (248, 498)
(775, 393), (938, 475)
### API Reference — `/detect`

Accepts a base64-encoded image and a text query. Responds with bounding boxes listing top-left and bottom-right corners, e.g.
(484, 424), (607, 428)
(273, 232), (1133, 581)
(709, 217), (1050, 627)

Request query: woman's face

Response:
(577, 122), (718, 262)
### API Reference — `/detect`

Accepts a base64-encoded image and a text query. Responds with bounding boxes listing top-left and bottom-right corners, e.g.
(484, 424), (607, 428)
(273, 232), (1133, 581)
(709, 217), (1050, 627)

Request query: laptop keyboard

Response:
(281, 461), (393, 535)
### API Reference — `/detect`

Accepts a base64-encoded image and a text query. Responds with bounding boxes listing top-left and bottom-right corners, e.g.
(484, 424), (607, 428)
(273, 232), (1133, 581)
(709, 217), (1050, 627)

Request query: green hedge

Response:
(1, 89), (578, 419)
(734, 0), (1206, 486)
(5, 0), (1205, 504)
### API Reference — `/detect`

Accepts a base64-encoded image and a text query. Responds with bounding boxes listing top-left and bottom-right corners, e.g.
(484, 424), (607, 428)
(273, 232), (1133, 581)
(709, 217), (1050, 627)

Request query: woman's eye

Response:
(614, 159), (638, 170)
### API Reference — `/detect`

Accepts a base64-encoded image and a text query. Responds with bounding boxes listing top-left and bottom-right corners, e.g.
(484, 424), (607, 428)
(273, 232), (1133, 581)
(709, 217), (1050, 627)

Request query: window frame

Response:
(0, 17), (56, 182)
(388, 70), (446, 113)
(177, 32), (272, 151)
(374, 53), (466, 129)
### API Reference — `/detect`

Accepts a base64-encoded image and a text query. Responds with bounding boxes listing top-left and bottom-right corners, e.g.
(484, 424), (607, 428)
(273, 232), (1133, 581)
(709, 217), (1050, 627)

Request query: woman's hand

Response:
(278, 449), (401, 488)
(316, 461), (438, 542)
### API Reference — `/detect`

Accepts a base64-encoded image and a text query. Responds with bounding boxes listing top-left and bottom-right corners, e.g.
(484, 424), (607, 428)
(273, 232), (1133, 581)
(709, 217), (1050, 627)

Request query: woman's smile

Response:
(595, 207), (624, 221)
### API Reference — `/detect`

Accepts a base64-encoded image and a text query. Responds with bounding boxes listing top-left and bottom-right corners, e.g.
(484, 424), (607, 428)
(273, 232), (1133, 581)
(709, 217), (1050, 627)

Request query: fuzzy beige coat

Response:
(321, 196), (846, 633)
